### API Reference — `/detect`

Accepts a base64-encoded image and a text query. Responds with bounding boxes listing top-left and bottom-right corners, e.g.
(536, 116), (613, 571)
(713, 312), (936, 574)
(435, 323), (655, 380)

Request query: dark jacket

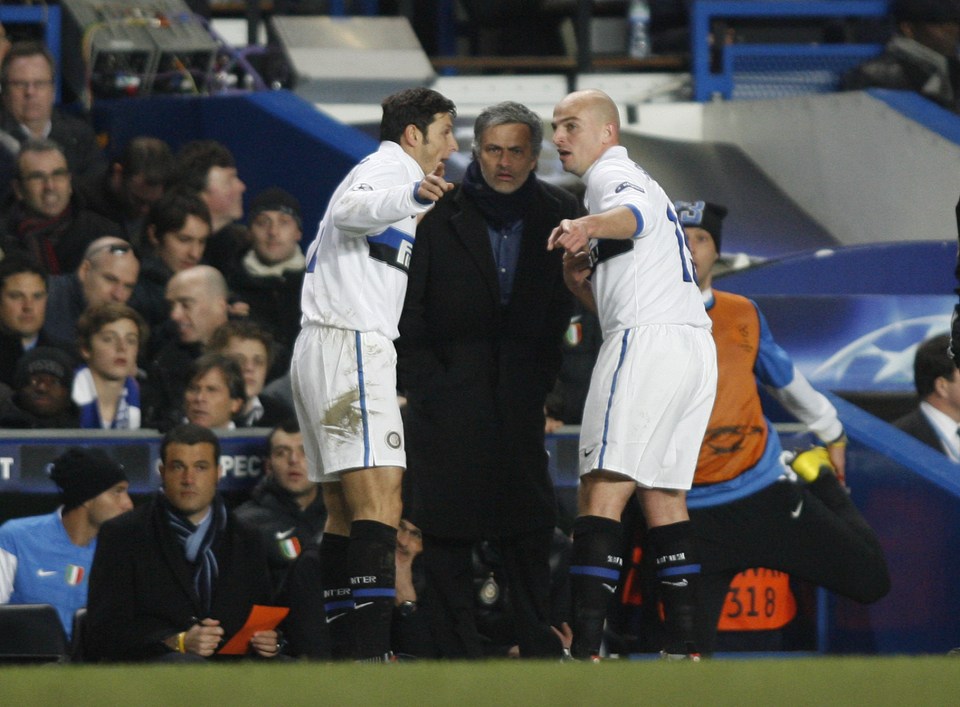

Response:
(234, 476), (326, 593)
(0, 328), (72, 388)
(0, 194), (121, 275)
(0, 392), (79, 429)
(397, 179), (579, 538)
(42, 272), (85, 346)
(224, 252), (304, 351)
(84, 493), (275, 662)
(0, 108), (107, 182)
(893, 408), (946, 454)
(129, 254), (174, 341)
(141, 339), (202, 430)
(236, 393), (295, 430)
(203, 222), (248, 274)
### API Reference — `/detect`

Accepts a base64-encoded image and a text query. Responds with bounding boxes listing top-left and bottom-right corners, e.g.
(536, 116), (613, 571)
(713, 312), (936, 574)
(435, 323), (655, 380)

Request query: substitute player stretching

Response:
(548, 89), (717, 660)
(291, 87), (457, 661)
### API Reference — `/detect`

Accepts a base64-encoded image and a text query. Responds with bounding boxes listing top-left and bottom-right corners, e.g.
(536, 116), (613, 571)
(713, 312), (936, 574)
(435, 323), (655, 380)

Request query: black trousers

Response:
(688, 474), (890, 654)
(421, 528), (561, 659)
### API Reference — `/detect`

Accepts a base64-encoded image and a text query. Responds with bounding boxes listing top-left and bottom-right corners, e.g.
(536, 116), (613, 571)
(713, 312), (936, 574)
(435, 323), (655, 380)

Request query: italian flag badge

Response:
(65, 565), (85, 585)
(278, 537), (301, 559)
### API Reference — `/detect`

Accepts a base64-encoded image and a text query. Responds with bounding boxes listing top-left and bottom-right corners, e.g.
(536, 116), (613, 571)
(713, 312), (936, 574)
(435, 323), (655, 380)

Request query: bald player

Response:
(548, 89), (717, 660)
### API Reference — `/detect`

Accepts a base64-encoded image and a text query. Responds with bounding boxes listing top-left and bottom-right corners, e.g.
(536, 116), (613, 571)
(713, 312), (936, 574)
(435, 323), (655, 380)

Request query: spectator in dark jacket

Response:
(0, 138), (119, 275)
(234, 419), (325, 593)
(225, 187), (305, 352)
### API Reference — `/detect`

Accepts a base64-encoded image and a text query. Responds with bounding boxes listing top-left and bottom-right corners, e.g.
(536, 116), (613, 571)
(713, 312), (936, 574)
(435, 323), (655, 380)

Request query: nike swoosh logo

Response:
(602, 583), (617, 594)
(582, 448), (595, 459)
(325, 612), (346, 624)
(275, 527), (297, 540)
(37, 569), (57, 577)
(791, 499), (804, 519)
(661, 579), (688, 588)
(353, 601), (373, 610)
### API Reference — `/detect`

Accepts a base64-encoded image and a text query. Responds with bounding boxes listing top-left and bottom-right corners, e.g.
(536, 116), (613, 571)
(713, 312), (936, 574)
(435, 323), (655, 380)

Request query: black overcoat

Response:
(84, 494), (275, 661)
(397, 179), (580, 538)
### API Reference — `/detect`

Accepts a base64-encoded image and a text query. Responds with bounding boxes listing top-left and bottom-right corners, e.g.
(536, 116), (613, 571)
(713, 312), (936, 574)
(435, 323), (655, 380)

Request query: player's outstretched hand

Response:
(548, 218), (589, 255)
(417, 162), (454, 203)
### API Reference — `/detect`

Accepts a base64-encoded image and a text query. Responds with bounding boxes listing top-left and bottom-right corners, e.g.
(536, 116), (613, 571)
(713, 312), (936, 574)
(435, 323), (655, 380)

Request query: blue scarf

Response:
(163, 494), (227, 614)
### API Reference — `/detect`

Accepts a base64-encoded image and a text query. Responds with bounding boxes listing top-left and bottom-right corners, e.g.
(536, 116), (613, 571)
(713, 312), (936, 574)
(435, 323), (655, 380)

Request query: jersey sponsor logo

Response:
(367, 226), (414, 273)
(614, 181), (645, 194)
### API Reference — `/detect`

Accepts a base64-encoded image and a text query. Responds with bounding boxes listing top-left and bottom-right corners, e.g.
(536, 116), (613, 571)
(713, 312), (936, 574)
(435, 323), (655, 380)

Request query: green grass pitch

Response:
(3, 656), (960, 706)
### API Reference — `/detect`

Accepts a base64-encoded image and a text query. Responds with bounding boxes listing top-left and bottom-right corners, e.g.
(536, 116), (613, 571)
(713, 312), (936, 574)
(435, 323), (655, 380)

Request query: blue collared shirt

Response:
(487, 219), (523, 306)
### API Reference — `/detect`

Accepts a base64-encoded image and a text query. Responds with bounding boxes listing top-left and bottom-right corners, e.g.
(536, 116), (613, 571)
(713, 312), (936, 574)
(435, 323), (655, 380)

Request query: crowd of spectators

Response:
(0, 0), (950, 662)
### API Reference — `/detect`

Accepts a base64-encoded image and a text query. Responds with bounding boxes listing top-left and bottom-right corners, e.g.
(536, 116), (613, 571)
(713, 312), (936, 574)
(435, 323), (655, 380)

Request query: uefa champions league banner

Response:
(750, 294), (953, 394)
(0, 431), (269, 494)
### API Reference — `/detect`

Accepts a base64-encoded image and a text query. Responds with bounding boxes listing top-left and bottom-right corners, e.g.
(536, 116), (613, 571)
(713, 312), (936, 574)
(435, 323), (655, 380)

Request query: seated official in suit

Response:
(894, 333), (960, 461)
(84, 423), (282, 661)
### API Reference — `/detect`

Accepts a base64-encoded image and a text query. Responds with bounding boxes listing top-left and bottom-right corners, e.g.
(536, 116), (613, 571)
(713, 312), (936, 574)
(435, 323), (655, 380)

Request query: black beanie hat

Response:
(14, 346), (74, 390)
(675, 200), (729, 254)
(48, 448), (128, 511)
(248, 187), (302, 228)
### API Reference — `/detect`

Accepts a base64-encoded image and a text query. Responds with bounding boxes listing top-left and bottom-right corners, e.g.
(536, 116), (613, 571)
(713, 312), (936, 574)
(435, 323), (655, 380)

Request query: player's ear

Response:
(403, 123), (422, 147)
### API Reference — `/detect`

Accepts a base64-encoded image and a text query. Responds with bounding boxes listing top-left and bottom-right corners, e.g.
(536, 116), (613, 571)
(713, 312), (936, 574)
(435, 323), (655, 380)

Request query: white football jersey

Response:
(582, 145), (711, 337)
(300, 141), (434, 340)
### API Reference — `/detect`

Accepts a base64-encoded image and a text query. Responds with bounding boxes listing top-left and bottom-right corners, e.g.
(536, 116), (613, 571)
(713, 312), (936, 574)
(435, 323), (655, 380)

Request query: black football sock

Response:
(648, 520), (701, 655)
(318, 532), (353, 660)
(348, 520), (398, 660)
(569, 515), (623, 659)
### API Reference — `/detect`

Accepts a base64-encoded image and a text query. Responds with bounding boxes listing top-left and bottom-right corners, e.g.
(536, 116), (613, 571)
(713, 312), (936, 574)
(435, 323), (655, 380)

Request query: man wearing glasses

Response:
(0, 138), (120, 274)
(0, 41), (106, 182)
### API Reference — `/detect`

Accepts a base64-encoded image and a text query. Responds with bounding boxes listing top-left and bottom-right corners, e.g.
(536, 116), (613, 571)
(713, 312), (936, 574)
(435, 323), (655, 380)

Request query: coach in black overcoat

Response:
(397, 102), (580, 659)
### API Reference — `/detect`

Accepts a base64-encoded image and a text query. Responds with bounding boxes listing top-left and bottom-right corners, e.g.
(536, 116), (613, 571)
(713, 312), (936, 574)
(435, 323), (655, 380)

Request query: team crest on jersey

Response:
(386, 431), (402, 450)
(614, 181), (645, 194)
(65, 565), (84, 585)
(368, 227), (414, 273)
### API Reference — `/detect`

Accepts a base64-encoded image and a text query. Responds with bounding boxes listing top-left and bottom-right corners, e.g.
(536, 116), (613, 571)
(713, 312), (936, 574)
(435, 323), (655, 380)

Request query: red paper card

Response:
(218, 604), (290, 655)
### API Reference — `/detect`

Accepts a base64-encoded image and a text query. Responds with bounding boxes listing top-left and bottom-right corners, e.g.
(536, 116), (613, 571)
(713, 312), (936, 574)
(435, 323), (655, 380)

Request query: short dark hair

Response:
(1, 41), (55, 85)
(16, 138), (67, 182)
(207, 320), (276, 369)
(174, 140), (237, 194)
(161, 423), (221, 465)
(914, 333), (956, 399)
(473, 101), (543, 159)
(119, 136), (175, 187)
(76, 302), (149, 354)
(379, 87), (456, 144)
(0, 254), (47, 291)
(267, 417), (301, 454)
(188, 352), (246, 403)
(145, 188), (212, 243)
